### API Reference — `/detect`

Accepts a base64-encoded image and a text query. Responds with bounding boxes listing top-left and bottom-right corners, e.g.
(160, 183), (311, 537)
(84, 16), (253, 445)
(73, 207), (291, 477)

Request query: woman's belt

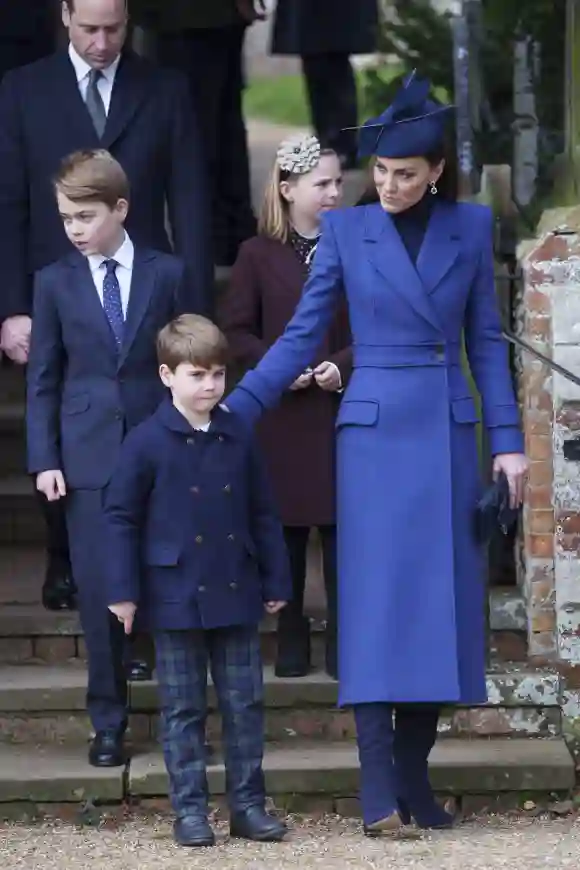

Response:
(353, 343), (462, 368)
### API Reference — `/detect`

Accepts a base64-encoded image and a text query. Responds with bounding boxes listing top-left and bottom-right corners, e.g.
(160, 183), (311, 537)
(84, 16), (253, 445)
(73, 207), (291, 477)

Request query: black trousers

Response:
(280, 525), (337, 644)
(157, 25), (257, 267)
(37, 490), (71, 570)
(301, 53), (358, 161)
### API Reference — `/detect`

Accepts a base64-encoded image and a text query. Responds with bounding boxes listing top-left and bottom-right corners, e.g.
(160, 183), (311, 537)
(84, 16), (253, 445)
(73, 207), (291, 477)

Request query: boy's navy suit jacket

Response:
(26, 246), (187, 489)
(103, 399), (292, 631)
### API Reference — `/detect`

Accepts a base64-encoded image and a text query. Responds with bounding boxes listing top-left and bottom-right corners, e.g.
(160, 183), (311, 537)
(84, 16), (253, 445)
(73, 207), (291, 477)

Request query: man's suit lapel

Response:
(118, 248), (157, 367)
(48, 52), (100, 145)
(102, 53), (150, 149)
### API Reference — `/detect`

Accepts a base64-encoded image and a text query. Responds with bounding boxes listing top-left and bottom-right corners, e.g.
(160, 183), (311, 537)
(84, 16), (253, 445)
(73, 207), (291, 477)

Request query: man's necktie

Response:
(103, 259), (124, 349)
(86, 69), (106, 138)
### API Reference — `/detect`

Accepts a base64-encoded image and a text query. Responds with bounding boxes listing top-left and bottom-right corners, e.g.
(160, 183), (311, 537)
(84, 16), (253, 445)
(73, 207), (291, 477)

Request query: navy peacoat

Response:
(272, 0), (379, 56)
(104, 399), (292, 631)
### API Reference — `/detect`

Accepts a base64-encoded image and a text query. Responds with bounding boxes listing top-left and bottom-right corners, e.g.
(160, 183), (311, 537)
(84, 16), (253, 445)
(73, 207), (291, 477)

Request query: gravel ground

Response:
(1, 815), (580, 870)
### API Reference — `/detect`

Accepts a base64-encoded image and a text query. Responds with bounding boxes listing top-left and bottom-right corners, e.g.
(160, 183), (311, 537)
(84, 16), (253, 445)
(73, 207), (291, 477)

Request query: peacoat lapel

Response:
(263, 237), (307, 303)
(118, 247), (158, 368)
(363, 201), (460, 331)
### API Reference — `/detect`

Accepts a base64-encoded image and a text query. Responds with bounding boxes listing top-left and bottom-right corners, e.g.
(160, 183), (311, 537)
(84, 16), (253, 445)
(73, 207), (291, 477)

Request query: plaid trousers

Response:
(153, 625), (265, 819)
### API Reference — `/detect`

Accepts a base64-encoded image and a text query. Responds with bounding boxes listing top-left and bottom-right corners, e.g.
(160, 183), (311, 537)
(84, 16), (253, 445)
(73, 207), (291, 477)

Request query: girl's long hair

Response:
(259, 148), (336, 242)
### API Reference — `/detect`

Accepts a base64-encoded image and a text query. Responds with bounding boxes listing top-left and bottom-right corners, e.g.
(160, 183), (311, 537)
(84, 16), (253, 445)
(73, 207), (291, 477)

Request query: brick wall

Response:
(520, 213), (580, 663)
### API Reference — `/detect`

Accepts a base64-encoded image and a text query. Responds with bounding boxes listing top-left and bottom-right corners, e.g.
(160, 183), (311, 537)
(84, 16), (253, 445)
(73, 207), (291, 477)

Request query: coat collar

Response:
(363, 200), (461, 331)
(155, 397), (240, 439)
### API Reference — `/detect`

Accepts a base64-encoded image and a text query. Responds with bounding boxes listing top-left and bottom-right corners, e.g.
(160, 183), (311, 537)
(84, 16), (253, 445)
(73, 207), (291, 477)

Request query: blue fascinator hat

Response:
(354, 70), (454, 159)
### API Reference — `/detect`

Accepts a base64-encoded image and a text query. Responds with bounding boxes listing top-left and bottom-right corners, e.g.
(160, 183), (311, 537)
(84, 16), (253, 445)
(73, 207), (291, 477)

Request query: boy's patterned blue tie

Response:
(103, 259), (124, 349)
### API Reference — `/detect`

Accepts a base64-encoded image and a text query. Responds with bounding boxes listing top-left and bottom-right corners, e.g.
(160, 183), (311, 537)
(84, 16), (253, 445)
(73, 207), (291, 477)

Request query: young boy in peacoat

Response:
(104, 313), (291, 848)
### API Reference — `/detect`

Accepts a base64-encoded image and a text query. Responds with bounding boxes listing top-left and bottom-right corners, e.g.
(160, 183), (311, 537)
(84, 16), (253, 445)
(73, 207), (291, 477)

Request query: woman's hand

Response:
(313, 361), (342, 392)
(492, 453), (529, 508)
(289, 370), (313, 391)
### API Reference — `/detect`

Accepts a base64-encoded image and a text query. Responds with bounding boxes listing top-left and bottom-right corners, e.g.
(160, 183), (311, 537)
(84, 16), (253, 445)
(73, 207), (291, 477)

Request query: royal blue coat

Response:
(103, 399), (292, 632)
(226, 200), (524, 706)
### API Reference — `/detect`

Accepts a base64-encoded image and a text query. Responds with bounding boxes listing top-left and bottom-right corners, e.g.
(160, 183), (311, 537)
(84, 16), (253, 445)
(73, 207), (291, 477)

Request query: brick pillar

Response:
(520, 206), (580, 663)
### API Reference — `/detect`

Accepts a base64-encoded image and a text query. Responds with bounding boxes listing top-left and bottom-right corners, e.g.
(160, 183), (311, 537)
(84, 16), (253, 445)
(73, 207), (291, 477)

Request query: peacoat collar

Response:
(155, 397), (240, 439)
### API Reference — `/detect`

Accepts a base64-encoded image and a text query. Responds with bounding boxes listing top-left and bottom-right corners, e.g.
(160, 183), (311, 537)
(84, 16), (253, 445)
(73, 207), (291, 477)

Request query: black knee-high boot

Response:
(275, 528), (311, 677)
(393, 705), (454, 829)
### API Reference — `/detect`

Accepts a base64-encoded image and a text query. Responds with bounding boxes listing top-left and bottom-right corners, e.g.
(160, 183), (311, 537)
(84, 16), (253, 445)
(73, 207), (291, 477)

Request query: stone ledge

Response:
(129, 739), (576, 799)
(0, 744), (123, 802)
(489, 589), (528, 632)
(0, 664), (563, 713)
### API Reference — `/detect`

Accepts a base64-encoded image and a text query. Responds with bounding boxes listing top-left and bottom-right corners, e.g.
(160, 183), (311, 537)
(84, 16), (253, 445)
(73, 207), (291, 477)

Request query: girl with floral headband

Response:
(219, 135), (352, 680)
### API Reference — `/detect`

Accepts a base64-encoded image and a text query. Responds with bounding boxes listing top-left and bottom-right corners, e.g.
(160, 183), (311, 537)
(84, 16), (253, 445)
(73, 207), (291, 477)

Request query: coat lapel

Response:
(118, 248), (157, 367)
(364, 203), (441, 331)
(266, 238), (307, 302)
(67, 253), (117, 354)
(102, 53), (150, 149)
(416, 201), (461, 296)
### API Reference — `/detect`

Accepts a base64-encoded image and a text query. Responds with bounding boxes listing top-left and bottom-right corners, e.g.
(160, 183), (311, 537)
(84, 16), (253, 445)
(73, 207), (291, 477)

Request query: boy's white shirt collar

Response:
(88, 233), (134, 274)
(68, 43), (121, 85)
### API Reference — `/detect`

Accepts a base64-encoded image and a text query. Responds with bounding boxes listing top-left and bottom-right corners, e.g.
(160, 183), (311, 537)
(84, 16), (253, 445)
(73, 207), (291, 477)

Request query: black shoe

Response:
(174, 816), (215, 847)
(325, 633), (338, 681)
(126, 659), (152, 682)
(88, 729), (125, 768)
(397, 797), (454, 829)
(230, 806), (287, 842)
(42, 562), (77, 611)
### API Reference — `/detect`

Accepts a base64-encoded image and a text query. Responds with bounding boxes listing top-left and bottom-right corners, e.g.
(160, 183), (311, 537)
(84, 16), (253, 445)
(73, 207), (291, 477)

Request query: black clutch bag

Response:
(474, 472), (520, 544)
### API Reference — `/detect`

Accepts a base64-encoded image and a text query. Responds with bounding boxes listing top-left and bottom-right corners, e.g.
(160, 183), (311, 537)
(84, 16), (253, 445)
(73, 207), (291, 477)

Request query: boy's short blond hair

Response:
(157, 314), (229, 371)
(53, 149), (130, 208)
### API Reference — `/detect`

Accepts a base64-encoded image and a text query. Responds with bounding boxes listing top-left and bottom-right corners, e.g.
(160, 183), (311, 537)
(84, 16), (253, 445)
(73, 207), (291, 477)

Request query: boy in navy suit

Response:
(104, 314), (291, 847)
(27, 149), (189, 768)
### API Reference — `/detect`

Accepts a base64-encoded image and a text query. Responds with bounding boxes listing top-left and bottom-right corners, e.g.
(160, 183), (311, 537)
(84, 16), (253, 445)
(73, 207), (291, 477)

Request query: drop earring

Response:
(429, 180), (438, 195)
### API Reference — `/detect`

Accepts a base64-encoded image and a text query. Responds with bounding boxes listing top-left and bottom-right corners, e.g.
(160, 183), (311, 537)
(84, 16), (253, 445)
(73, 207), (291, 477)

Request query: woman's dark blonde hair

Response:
(258, 147), (337, 243)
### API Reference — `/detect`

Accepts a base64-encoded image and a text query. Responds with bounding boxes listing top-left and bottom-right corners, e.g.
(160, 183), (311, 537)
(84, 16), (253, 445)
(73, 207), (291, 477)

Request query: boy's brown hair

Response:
(157, 314), (229, 371)
(53, 149), (130, 208)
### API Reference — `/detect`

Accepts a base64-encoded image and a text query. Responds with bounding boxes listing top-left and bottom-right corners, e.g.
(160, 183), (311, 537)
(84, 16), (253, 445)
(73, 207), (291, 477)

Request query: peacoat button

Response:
(198, 585), (206, 592)
(227, 533), (235, 541)
(195, 535), (203, 544)
(230, 582), (238, 590)
(223, 484), (231, 493)
(218, 435), (224, 442)
(186, 437), (195, 446)
(190, 486), (200, 494)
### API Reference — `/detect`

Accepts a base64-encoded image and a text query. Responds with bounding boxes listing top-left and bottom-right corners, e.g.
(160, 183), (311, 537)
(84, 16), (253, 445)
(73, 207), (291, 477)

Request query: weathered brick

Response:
(489, 631), (528, 662)
(528, 510), (554, 534)
(557, 533), (580, 552)
(556, 400), (580, 429)
(528, 436), (552, 462)
(0, 638), (33, 663)
(528, 461), (553, 488)
(531, 611), (556, 633)
(529, 631), (557, 656)
(526, 315), (551, 341)
(528, 535), (554, 558)
(555, 513), (580, 535)
(528, 416), (553, 437)
(33, 636), (77, 663)
(530, 577), (555, 606)
(527, 486), (554, 510)
(526, 289), (551, 315)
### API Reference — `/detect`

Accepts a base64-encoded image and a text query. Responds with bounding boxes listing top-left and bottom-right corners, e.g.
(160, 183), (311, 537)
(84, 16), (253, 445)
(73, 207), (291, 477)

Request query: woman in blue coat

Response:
(226, 74), (528, 835)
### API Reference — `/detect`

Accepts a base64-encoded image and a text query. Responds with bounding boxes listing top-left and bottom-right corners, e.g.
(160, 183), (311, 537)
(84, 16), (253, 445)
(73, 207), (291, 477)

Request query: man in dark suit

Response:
(272, 0), (379, 169)
(27, 148), (191, 765)
(0, 0), (212, 619)
(130, 0), (260, 267)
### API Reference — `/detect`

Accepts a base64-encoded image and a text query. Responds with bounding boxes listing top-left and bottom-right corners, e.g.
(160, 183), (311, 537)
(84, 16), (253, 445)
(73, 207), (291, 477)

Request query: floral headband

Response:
(276, 134), (321, 175)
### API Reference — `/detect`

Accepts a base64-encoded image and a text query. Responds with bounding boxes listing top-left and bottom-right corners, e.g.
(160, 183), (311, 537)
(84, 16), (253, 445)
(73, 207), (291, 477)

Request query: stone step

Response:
(0, 738), (575, 809)
(0, 664), (564, 745)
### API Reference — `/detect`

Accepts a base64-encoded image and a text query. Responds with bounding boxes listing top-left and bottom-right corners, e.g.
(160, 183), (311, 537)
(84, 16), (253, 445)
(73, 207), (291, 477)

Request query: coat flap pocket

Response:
(62, 393), (90, 415)
(336, 400), (379, 429)
(145, 543), (181, 567)
(451, 396), (480, 424)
